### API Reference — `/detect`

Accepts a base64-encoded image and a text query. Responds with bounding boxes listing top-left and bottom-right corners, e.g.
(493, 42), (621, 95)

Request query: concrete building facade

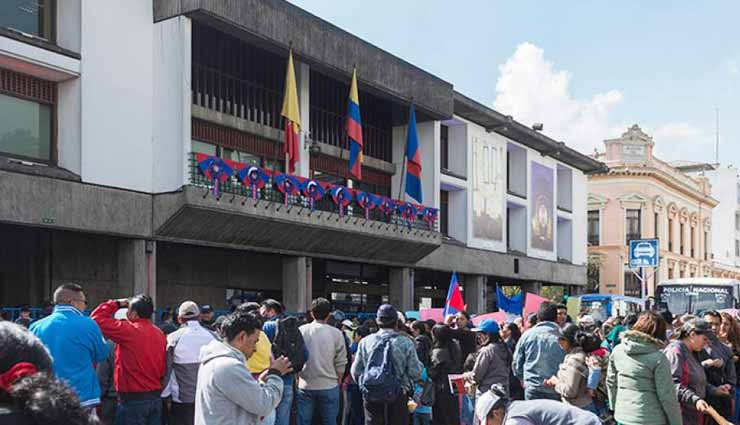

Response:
(587, 125), (718, 297)
(0, 0), (602, 314)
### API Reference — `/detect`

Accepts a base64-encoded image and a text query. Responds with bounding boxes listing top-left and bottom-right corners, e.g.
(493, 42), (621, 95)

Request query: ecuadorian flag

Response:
(405, 103), (422, 203)
(347, 67), (363, 180)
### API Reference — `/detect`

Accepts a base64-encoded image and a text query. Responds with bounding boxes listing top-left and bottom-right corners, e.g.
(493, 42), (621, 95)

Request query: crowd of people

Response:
(3, 283), (740, 425)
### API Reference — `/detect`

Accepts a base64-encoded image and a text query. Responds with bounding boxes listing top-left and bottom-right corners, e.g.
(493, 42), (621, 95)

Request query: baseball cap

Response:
(341, 319), (357, 329)
(377, 304), (399, 325)
(472, 319), (500, 335)
(200, 304), (213, 314)
(579, 315), (596, 326)
(178, 301), (200, 319)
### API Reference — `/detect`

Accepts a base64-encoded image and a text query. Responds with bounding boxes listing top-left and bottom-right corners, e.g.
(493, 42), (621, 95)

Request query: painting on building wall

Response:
(531, 162), (554, 251)
(472, 136), (504, 242)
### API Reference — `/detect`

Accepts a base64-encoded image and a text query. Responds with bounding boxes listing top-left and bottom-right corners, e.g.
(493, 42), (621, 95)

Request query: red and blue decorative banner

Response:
(399, 202), (418, 230)
(443, 272), (465, 317)
(196, 153), (234, 199)
(355, 191), (378, 220)
(329, 185), (353, 217)
(275, 174), (300, 207)
(378, 197), (396, 217)
(237, 165), (269, 201)
(422, 207), (438, 231)
(301, 179), (325, 212)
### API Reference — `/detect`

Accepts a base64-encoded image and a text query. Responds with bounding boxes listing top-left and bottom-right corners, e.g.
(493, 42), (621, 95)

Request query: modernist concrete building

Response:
(0, 0), (602, 314)
(674, 162), (740, 280)
(587, 125), (717, 297)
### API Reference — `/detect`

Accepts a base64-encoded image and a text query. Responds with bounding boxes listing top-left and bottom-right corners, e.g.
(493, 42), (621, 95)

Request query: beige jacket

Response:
(554, 348), (592, 408)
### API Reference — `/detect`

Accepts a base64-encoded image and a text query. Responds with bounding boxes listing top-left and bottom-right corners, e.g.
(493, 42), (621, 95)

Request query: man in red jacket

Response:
(92, 295), (167, 425)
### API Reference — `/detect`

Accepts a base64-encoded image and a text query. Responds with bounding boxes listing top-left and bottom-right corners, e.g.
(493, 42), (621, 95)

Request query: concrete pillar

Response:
(283, 256), (311, 313)
(464, 275), (488, 314)
(118, 239), (157, 305)
(297, 61), (310, 178)
(389, 267), (414, 311)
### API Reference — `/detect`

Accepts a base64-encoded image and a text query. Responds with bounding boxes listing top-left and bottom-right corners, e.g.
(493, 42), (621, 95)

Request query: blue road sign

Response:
(629, 239), (659, 268)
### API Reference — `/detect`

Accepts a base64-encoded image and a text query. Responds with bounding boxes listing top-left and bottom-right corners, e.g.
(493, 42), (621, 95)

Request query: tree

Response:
(587, 253), (603, 293)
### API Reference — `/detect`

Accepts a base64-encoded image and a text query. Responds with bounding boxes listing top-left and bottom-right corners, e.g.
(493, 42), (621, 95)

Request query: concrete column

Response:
(389, 267), (414, 312)
(283, 256), (311, 313)
(297, 61), (310, 178)
(117, 239), (157, 306)
(464, 275), (488, 314)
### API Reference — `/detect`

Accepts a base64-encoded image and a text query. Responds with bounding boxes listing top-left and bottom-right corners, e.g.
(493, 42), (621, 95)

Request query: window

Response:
(625, 209), (641, 245)
(736, 240), (740, 257)
(668, 267), (674, 280)
(736, 213), (740, 231)
(668, 218), (674, 252)
(624, 271), (641, 298)
(440, 190), (449, 236)
(0, 93), (52, 161)
(680, 223), (685, 255)
(654, 213), (659, 239)
(191, 140), (284, 172)
(0, 0), (55, 41)
(587, 210), (600, 245)
(440, 124), (449, 171)
(690, 227), (695, 258)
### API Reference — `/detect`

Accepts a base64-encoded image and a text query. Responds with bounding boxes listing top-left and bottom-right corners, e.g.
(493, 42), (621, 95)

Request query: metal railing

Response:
(188, 154), (438, 232)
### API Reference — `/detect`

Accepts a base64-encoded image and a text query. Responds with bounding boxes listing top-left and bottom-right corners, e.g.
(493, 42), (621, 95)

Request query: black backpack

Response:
(272, 316), (306, 373)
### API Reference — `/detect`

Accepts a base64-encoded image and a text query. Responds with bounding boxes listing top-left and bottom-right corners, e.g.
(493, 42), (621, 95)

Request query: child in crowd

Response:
(412, 368), (434, 425)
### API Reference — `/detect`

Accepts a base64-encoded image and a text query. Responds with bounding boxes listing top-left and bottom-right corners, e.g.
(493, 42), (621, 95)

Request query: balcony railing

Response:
(188, 153), (437, 232)
(192, 63), (282, 130)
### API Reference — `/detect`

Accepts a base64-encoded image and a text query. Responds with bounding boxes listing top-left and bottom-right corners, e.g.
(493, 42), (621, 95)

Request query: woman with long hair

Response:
(0, 321), (94, 425)
(718, 312), (740, 423)
(430, 324), (462, 425)
(607, 311), (681, 425)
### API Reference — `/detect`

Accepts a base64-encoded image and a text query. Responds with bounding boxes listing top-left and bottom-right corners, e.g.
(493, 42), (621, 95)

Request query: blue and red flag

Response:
(422, 207), (438, 231)
(443, 272), (465, 317)
(398, 202), (418, 230)
(405, 103), (422, 203)
(329, 185), (353, 217)
(347, 67), (364, 180)
(356, 191), (378, 220)
(275, 174), (300, 207)
(196, 153), (234, 199)
(301, 179), (325, 212)
(237, 165), (269, 201)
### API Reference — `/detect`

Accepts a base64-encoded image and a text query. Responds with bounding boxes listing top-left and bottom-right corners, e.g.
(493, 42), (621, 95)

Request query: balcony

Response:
(152, 154), (441, 265)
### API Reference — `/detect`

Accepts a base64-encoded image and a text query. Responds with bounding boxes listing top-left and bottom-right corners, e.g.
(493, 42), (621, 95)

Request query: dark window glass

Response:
(0, 93), (51, 161)
(668, 218), (674, 252)
(440, 190), (449, 236)
(680, 223), (685, 255)
(704, 232), (708, 260)
(654, 213), (659, 239)
(587, 210), (600, 245)
(0, 0), (55, 40)
(624, 270), (641, 297)
(440, 125), (449, 171)
(625, 209), (641, 245)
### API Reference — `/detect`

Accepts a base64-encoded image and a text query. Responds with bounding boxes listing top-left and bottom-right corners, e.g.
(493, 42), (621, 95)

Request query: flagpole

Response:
(397, 98), (413, 203)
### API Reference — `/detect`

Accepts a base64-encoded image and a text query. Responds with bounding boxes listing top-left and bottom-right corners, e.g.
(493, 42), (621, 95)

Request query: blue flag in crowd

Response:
(496, 286), (523, 314)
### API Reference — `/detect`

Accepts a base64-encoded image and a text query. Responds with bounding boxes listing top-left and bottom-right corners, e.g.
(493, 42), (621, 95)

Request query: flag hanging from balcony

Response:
(378, 197), (396, 217)
(281, 50), (301, 174)
(301, 179), (325, 212)
(347, 67), (364, 180)
(405, 103), (422, 203)
(196, 153), (233, 199)
(275, 174), (300, 207)
(329, 185), (353, 218)
(399, 202), (418, 231)
(237, 165), (269, 201)
(422, 207), (438, 231)
(356, 191), (378, 220)
(443, 272), (465, 317)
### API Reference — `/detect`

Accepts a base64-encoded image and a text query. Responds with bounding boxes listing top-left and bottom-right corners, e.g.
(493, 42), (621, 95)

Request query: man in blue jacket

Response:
(512, 302), (565, 401)
(30, 283), (109, 411)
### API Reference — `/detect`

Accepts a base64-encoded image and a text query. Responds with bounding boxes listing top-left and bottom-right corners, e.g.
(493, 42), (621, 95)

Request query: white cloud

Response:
(649, 122), (714, 162)
(493, 42), (625, 155)
(727, 59), (739, 76)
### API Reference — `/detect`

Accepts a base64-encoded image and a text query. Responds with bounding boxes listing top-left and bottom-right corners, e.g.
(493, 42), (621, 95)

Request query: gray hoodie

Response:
(194, 339), (283, 425)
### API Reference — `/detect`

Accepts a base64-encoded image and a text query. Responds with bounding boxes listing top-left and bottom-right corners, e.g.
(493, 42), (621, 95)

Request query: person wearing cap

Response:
(351, 304), (422, 425)
(468, 320), (511, 397)
(297, 298), (348, 425)
(200, 305), (215, 330)
(664, 318), (719, 425)
(162, 301), (219, 425)
(474, 385), (601, 425)
(512, 302), (566, 401)
(543, 324), (601, 413)
(578, 315), (596, 333)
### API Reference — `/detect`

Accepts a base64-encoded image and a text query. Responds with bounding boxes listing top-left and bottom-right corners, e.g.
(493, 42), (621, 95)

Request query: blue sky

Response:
(288, 1), (740, 164)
